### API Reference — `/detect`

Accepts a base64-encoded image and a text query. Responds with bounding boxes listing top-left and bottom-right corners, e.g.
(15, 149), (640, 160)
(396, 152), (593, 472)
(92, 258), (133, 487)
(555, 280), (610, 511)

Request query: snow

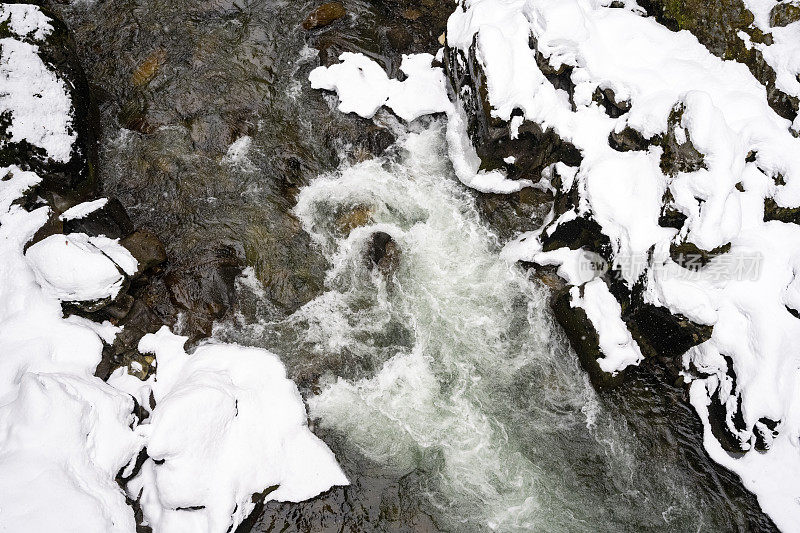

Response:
(570, 279), (644, 374)
(26, 233), (137, 302)
(60, 198), (109, 221)
(310, 52), (450, 122)
(0, 3), (53, 40)
(128, 327), (349, 533)
(0, 9), (76, 163)
(0, 165), (143, 531)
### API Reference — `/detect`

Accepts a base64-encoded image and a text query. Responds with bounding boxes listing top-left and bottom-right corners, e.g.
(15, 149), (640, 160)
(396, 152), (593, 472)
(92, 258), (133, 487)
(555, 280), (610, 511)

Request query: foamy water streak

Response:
(287, 122), (713, 531)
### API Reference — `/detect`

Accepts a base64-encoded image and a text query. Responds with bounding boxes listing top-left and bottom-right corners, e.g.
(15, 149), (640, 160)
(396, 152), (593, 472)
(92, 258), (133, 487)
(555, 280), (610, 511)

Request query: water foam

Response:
(281, 122), (714, 531)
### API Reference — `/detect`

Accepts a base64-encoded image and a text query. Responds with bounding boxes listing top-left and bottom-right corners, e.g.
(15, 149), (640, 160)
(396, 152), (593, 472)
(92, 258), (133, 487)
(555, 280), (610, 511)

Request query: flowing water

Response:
(55, 0), (776, 531)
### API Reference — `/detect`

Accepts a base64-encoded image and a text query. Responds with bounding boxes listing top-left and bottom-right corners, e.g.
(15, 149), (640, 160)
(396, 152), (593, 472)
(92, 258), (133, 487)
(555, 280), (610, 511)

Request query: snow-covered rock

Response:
(26, 232), (138, 303)
(125, 327), (349, 533)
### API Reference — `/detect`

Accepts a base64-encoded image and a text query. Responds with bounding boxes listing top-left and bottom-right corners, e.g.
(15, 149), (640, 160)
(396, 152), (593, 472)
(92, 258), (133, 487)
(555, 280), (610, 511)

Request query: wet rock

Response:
(623, 292), (713, 373)
(131, 48), (166, 87)
(473, 186), (552, 241)
(120, 230), (167, 277)
(366, 231), (400, 276)
(62, 198), (135, 239)
(335, 204), (373, 236)
(302, 2), (347, 31)
(164, 243), (243, 343)
(770, 1), (800, 27)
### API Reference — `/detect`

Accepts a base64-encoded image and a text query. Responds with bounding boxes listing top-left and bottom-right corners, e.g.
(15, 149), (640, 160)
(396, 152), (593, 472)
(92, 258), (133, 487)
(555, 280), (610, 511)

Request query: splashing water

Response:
(247, 121), (722, 532)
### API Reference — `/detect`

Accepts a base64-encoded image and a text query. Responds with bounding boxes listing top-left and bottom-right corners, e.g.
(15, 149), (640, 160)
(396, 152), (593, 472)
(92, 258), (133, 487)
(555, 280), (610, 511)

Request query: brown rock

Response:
(120, 230), (167, 277)
(131, 49), (166, 87)
(302, 2), (346, 30)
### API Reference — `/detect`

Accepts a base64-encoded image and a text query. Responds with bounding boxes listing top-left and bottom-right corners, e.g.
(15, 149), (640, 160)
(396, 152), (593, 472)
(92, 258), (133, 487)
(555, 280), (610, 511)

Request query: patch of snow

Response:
(570, 279), (644, 374)
(60, 198), (109, 221)
(0, 13), (76, 163)
(0, 3), (53, 40)
(310, 52), (450, 122)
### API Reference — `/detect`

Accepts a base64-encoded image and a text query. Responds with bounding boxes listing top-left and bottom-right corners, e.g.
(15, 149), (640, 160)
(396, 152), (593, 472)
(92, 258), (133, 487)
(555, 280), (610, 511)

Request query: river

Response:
(54, 0), (775, 530)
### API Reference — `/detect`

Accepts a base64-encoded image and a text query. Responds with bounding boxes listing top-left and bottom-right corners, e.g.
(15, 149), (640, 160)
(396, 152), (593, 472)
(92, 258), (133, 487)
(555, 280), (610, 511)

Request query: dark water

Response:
(54, 0), (775, 531)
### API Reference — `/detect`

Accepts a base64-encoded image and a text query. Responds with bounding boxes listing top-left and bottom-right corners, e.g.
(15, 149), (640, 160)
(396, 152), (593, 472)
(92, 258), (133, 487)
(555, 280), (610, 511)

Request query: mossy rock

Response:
(669, 240), (732, 269)
(764, 197), (800, 224)
(770, 1), (800, 27)
(639, 0), (799, 121)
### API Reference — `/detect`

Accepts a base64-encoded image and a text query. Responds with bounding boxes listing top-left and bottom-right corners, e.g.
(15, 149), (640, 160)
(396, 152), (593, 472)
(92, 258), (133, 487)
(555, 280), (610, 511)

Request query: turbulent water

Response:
(221, 123), (761, 532)
(54, 0), (775, 530)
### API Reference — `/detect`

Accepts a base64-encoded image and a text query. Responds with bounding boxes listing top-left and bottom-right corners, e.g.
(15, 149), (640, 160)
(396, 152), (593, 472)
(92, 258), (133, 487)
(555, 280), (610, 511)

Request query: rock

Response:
(592, 87), (631, 118)
(660, 105), (706, 175)
(609, 126), (653, 152)
(120, 230), (167, 277)
(335, 205), (373, 236)
(770, 1), (800, 27)
(443, 42), (581, 180)
(551, 285), (626, 387)
(669, 240), (731, 270)
(302, 2), (346, 31)
(62, 198), (135, 239)
(131, 48), (166, 87)
(764, 197), (800, 224)
(365, 231), (400, 276)
(0, 3), (98, 195)
(164, 243), (243, 342)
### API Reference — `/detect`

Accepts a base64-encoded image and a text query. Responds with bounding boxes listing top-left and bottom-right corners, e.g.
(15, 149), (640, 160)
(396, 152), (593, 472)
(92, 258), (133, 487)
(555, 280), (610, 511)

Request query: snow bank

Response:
(0, 164), (143, 531)
(127, 327), (349, 533)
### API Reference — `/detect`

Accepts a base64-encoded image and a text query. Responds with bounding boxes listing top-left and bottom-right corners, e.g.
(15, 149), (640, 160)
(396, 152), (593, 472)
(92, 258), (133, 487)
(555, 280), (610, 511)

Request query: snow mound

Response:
(128, 327), (349, 533)
(26, 233), (138, 302)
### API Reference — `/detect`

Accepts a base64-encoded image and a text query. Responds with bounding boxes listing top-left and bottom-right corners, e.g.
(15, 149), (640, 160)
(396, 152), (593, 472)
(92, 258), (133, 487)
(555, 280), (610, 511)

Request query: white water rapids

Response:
(221, 121), (735, 532)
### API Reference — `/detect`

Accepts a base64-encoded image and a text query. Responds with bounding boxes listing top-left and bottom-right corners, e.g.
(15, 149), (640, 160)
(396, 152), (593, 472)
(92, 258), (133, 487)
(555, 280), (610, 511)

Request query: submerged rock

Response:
(302, 2), (346, 31)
